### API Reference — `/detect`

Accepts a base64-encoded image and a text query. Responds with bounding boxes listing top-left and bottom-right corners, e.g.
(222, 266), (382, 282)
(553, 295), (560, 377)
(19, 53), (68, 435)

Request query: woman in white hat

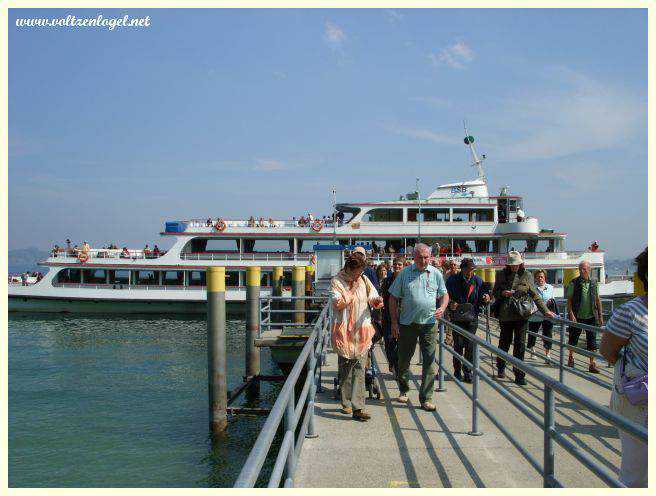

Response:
(491, 250), (556, 385)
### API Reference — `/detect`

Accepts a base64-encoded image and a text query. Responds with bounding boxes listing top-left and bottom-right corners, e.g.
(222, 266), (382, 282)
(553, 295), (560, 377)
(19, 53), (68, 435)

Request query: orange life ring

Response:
(78, 252), (89, 263)
(215, 219), (227, 232)
(310, 219), (323, 232)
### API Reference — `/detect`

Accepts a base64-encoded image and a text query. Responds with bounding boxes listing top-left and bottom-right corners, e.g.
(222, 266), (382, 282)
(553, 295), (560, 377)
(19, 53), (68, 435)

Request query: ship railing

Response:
(49, 249), (165, 260)
(183, 218), (341, 229)
(234, 302), (332, 488)
(436, 313), (647, 487)
(180, 252), (313, 262)
(606, 275), (633, 282)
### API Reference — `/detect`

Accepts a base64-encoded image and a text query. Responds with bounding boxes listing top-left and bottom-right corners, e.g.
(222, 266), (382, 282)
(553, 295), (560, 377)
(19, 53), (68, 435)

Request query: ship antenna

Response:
(463, 120), (487, 183)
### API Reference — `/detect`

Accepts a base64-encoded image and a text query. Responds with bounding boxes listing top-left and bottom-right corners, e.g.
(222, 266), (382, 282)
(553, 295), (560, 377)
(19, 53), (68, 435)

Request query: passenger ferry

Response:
(8, 132), (632, 313)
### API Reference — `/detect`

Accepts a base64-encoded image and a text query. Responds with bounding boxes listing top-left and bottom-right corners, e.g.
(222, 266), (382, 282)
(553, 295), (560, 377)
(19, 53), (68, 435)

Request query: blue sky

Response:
(9, 8), (647, 258)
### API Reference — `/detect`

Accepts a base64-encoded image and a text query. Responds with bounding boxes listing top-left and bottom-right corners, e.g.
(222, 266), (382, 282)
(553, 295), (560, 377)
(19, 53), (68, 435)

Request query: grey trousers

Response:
(338, 354), (367, 411)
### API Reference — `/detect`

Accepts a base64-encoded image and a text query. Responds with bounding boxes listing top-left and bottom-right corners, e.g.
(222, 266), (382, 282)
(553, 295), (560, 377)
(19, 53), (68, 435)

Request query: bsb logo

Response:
(450, 185), (468, 195)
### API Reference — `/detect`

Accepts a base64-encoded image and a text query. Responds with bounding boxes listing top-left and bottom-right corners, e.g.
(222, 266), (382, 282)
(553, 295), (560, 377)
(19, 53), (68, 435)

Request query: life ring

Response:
(78, 252), (89, 263)
(311, 219), (323, 232)
(215, 219), (227, 232)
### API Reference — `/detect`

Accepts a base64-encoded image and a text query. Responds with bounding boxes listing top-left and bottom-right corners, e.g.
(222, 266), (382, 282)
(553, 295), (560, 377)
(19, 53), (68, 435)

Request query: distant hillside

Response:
(8, 247), (49, 274)
(605, 258), (635, 276)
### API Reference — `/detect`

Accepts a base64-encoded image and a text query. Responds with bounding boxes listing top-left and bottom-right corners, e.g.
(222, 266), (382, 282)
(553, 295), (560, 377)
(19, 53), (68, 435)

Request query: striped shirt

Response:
(605, 297), (648, 375)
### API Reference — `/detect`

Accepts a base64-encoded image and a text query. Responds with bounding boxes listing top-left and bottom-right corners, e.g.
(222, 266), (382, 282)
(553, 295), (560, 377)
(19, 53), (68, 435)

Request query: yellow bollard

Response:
(475, 268), (485, 281)
(272, 266), (284, 297)
(485, 268), (496, 285)
(633, 272), (646, 296)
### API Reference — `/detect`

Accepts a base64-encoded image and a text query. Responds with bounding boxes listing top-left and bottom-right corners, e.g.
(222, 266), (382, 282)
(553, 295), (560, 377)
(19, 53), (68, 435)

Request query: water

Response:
(8, 314), (282, 487)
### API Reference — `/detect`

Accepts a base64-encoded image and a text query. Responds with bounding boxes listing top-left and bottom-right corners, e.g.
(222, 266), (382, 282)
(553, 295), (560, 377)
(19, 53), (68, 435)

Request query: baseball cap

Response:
(460, 258), (476, 270)
(353, 246), (367, 256)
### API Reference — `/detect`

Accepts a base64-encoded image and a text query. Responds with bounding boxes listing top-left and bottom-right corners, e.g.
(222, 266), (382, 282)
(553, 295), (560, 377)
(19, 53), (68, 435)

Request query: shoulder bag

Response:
(619, 350), (648, 406)
(451, 282), (476, 324)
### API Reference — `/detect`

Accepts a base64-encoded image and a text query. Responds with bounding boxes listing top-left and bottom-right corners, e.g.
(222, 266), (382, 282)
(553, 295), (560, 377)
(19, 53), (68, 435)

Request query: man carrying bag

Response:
(446, 258), (490, 383)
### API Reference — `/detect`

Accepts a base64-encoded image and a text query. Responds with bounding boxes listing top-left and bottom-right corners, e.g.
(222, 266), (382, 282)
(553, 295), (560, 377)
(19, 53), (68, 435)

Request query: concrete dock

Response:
(295, 319), (621, 488)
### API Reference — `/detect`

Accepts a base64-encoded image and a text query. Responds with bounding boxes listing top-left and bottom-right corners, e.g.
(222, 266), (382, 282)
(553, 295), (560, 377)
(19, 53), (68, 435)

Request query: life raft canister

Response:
(310, 219), (323, 232)
(215, 219), (227, 232)
(78, 252), (90, 263)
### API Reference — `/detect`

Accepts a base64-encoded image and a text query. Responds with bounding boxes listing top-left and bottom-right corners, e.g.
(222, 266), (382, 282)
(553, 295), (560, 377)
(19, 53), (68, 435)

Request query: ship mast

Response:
(463, 121), (487, 184)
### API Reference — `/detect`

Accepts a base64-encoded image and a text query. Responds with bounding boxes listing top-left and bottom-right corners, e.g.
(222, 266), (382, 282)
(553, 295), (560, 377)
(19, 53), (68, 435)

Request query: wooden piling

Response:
(292, 266), (306, 324)
(207, 266), (227, 434)
(246, 267), (261, 396)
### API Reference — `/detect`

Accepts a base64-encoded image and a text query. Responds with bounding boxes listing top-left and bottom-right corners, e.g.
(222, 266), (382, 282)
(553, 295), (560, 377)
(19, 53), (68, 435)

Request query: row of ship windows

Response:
(361, 208), (494, 223)
(55, 268), (296, 286)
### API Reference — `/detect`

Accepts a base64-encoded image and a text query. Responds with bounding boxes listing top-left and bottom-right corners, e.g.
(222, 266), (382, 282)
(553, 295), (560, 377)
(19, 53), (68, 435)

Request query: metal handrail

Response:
(435, 316), (648, 488)
(234, 304), (330, 487)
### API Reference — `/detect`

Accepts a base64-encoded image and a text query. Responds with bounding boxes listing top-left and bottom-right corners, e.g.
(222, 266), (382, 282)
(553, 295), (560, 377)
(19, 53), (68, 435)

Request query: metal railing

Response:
(181, 252), (313, 262)
(436, 316), (648, 488)
(50, 249), (165, 261)
(259, 296), (329, 336)
(234, 303), (332, 488)
(481, 299), (615, 391)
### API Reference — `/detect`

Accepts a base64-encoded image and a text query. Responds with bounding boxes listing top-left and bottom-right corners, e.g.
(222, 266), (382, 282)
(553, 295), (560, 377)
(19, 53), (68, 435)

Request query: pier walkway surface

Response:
(295, 319), (620, 488)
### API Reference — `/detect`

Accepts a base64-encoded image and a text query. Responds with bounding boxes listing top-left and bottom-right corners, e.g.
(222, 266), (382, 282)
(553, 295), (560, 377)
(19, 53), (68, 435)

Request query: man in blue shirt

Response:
(446, 258), (490, 383)
(389, 243), (449, 411)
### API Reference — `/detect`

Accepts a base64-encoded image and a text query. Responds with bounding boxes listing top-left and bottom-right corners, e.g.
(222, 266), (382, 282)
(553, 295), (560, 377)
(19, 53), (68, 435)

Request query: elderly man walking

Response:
(566, 260), (603, 373)
(389, 243), (449, 411)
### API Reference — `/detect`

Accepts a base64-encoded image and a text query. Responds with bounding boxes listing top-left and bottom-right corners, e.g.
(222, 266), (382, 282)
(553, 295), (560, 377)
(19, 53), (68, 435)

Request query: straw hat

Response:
(506, 250), (523, 266)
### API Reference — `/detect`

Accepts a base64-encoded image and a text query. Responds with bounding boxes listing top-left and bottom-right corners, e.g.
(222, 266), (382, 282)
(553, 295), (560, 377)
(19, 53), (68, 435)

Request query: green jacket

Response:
(492, 267), (550, 321)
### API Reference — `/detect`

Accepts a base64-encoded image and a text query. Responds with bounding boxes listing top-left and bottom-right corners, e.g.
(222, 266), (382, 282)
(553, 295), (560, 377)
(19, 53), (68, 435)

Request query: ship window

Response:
(408, 208), (449, 222)
(362, 208), (403, 222)
(452, 209), (494, 222)
(226, 271), (240, 287)
(188, 271), (206, 287)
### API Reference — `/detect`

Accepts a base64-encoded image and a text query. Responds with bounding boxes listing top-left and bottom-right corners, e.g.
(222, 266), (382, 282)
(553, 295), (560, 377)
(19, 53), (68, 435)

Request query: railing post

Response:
(306, 342), (318, 439)
(468, 340), (483, 436)
(559, 320), (566, 384)
(543, 386), (556, 487)
(436, 322), (446, 392)
(284, 395), (296, 486)
(485, 303), (494, 377)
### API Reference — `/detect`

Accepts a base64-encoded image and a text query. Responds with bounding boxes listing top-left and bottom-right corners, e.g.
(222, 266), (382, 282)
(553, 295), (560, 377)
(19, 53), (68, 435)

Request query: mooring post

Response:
(207, 266), (227, 435)
(246, 266), (261, 397)
(292, 266), (306, 324)
(272, 266), (284, 297)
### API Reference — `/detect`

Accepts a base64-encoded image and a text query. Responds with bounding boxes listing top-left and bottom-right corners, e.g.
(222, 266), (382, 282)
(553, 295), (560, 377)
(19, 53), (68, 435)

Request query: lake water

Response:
(8, 314), (281, 487)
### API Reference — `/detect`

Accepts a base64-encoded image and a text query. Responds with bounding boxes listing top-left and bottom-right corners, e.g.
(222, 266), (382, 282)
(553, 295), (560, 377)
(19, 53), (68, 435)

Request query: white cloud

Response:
(430, 41), (475, 69)
(382, 123), (459, 146)
(409, 96), (451, 108)
(490, 67), (646, 161)
(253, 158), (289, 172)
(384, 9), (404, 24)
(324, 21), (346, 50)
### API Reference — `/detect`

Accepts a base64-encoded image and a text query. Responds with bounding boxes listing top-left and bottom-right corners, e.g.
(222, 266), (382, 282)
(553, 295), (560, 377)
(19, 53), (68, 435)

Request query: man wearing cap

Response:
(389, 243), (449, 411)
(492, 251), (556, 385)
(446, 258), (490, 383)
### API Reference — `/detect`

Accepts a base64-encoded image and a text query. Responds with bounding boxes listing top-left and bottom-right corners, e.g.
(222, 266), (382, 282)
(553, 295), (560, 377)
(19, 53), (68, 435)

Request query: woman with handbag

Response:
(526, 269), (557, 364)
(600, 247), (648, 487)
(330, 255), (384, 421)
(491, 251), (556, 385)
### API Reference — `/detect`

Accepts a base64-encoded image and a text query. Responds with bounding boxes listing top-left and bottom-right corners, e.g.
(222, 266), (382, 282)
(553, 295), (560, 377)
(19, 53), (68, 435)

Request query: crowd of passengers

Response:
(330, 243), (648, 487)
(51, 239), (164, 258)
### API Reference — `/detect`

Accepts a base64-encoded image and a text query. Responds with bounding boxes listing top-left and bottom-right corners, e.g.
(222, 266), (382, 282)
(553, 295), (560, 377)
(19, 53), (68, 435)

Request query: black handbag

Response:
(451, 280), (477, 324)
(508, 293), (536, 320)
(452, 302), (476, 324)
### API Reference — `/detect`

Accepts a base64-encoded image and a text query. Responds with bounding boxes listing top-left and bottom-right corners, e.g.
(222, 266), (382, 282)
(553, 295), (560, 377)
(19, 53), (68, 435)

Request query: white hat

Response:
(352, 246), (367, 256)
(506, 250), (523, 266)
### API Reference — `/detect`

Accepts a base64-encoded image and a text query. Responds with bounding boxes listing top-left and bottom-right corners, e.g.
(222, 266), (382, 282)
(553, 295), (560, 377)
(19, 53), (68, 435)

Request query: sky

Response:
(8, 8), (648, 258)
